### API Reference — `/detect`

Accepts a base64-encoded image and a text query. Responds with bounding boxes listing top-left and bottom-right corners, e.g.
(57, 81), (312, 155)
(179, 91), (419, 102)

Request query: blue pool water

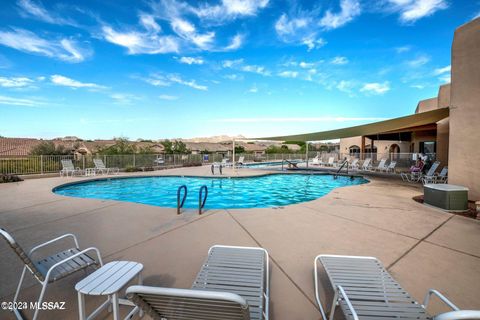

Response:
(53, 174), (368, 209)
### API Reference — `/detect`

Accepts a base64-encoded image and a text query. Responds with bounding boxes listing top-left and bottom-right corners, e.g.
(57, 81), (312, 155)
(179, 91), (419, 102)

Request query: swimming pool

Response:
(53, 174), (368, 209)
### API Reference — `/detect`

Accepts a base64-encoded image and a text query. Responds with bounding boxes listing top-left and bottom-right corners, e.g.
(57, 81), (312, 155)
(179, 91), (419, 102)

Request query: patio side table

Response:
(84, 168), (96, 176)
(75, 261), (143, 320)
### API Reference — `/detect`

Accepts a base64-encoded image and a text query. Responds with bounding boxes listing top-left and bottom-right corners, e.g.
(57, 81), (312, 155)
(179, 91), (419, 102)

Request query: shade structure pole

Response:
(306, 141), (309, 168)
(232, 139), (235, 172)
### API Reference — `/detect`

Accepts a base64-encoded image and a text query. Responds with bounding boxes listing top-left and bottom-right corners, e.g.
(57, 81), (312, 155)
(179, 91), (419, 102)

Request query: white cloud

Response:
(102, 25), (179, 54)
(411, 84), (426, 89)
(139, 14), (161, 33)
(433, 65), (450, 75)
(111, 93), (141, 105)
(248, 85), (258, 93)
(141, 73), (207, 90)
(278, 71), (298, 78)
(331, 56), (349, 65)
(17, 0), (75, 25)
(0, 95), (45, 107)
(386, 0), (448, 23)
(168, 74), (208, 90)
(360, 82), (390, 95)
(439, 74), (450, 83)
(0, 76), (35, 88)
(336, 80), (355, 94)
(241, 64), (270, 76)
(395, 45), (411, 53)
(177, 56), (204, 64)
(171, 18), (215, 49)
(50, 75), (105, 89)
(474, 11), (480, 20)
(213, 116), (387, 123)
(0, 28), (89, 63)
(299, 61), (315, 68)
(225, 34), (244, 50)
(274, 12), (326, 51)
(407, 55), (430, 67)
(320, 0), (361, 30)
(222, 59), (244, 68)
(192, 0), (269, 21)
(224, 74), (243, 80)
(159, 94), (178, 100)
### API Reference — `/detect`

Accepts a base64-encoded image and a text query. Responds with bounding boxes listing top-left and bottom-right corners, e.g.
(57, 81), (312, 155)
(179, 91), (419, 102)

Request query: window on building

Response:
(420, 141), (436, 154)
(349, 145), (360, 156)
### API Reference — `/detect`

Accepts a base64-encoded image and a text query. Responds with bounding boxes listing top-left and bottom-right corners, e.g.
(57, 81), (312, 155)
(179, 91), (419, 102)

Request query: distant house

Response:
(0, 138), (44, 156)
(184, 142), (232, 156)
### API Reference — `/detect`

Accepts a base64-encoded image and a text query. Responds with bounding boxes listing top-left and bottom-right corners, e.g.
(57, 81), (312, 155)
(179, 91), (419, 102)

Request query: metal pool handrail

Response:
(177, 185), (187, 214)
(334, 158), (349, 179)
(199, 185), (208, 215)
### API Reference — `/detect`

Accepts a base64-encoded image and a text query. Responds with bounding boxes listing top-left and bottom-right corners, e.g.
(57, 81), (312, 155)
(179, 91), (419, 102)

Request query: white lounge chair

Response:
(372, 158), (387, 171)
(383, 160), (397, 173)
(93, 158), (119, 175)
(127, 245), (270, 320)
(348, 158), (359, 170)
(237, 156), (245, 166)
(360, 158), (372, 171)
(311, 155), (321, 166)
(60, 159), (83, 177)
(325, 157), (335, 167)
(314, 254), (480, 320)
(423, 166), (448, 184)
(0, 228), (103, 320)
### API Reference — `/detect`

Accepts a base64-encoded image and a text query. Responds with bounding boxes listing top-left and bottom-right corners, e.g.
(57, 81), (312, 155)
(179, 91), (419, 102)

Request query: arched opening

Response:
(389, 144), (400, 160)
(365, 145), (378, 161)
(349, 145), (360, 157)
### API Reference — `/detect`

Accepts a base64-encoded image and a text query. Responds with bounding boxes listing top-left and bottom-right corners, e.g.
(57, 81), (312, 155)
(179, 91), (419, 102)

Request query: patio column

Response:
(305, 141), (309, 168)
(361, 136), (366, 160)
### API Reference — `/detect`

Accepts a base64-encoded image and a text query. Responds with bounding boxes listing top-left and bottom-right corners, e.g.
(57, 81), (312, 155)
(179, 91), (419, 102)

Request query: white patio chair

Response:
(0, 228), (103, 320)
(93, 158), (119, 175)
(314, 255), (480, 320)
(127, 245), (270, 320)
(60, 159), (83, 177)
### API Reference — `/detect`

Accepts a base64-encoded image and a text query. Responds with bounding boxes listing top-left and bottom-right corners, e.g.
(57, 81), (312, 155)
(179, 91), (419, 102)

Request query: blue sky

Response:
(0, 0), (478, 140)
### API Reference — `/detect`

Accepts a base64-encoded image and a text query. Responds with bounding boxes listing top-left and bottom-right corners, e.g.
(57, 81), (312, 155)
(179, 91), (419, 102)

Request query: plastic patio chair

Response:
(127, 245), (270, 320)
(314, 254), (480, 320)
(0, 228), (103, 320)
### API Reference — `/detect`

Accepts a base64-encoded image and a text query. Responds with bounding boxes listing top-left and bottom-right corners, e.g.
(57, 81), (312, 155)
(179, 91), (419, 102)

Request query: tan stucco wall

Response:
(449, 18), (480, 201)
(436, 84), (451, 166)
(438, 84), (451, 108)
(415, 97), (438, 114)
(339, 136), (410, 158)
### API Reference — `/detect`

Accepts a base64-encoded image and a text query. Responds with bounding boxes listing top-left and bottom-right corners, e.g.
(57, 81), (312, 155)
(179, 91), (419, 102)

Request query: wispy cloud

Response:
(395, 45), (411, 53)
(433, 65), (450, 75)
(224, 74), (243, 80)
(102, 23), (179, 55)
(213, 116), (387, 123)
(176, 56), (204, 64)
(320, 0), (361, 30)
(224, 34), (244, 50)
(0, 95), (45, 107)
(170, 18), (215, 49)
(50, 75), (106, 89)
(248, 85), (258, 93)
(222, 59), (270, 76)
(336, 80), (356, 95)
(188, 0), (269, 22)
(241, 64), (270, 76)
(142, 73), (208, 91)
(17, 0), (76, 26)
(274, 11), (326, 51)
(278, 70), (298, 78)
(111, 93), (141, 105)
(0, 28), (90, 63)
(159, 94), (179, 100)
(386, 0), (448, 23)
(360, 82), (391, 95)
(407, 55), (430, 67)
(0, 76), (35, 88)
(331, 56), (349, 65)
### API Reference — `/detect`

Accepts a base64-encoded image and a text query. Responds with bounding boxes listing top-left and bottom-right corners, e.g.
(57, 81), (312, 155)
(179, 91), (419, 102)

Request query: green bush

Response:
(124, 166), (142, 172)
(0, 174), (23, 183)
(182, 162), (202, 167)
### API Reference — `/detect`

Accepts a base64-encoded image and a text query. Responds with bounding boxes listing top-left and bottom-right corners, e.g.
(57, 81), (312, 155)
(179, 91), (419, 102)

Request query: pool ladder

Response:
(177, 185), (208, 215)
(177, 185), (187, 214)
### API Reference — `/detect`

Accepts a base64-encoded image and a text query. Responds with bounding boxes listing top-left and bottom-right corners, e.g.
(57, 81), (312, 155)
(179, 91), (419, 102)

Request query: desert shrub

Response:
(124, 166), (142, 172)
(182, 162), (202, 167)
(0, 174), (23, 183)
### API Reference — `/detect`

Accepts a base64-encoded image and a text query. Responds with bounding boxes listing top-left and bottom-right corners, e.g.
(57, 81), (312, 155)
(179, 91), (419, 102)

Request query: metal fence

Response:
(0, 152), (436, 175)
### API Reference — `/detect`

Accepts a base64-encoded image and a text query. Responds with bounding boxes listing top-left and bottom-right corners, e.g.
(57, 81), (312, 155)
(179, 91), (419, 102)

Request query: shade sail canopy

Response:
(252, 108), (449, 142)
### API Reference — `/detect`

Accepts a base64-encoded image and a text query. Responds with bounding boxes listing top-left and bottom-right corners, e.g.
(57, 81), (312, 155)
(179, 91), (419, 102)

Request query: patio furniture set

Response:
(60, 159), (119, 177)
(1, 228), (479, 320)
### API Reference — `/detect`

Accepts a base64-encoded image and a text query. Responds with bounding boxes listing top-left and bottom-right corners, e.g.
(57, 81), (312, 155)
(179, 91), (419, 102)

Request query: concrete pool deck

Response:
(0, 166), (479, 319)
